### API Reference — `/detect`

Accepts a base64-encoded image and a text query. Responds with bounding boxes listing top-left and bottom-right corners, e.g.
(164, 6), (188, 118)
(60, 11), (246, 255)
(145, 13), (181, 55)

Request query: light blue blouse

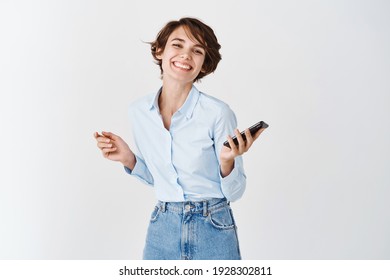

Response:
(124, 85), (246, 202)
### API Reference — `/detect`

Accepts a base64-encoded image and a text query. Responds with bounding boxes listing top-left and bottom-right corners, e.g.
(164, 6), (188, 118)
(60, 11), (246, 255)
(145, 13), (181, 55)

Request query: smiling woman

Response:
(150, 17), (222, 82)
(94, 17), (267, 260)
(156, 26), (206, 86)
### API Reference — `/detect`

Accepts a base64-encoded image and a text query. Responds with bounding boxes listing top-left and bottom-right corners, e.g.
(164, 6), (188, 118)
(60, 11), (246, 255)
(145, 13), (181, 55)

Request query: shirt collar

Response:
(149, 87), (162, 112)
(149, 85), (200, 119)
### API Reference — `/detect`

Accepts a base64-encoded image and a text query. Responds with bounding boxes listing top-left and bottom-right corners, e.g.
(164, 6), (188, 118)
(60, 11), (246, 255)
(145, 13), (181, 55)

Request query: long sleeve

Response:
(124, 101), (155, 186)
(213, 105), (247, 202)
(124, 154), (154, 186)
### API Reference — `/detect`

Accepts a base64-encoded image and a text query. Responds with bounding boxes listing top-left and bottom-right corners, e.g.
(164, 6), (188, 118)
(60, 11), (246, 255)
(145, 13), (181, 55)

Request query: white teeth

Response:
(174, 62), (191, 70)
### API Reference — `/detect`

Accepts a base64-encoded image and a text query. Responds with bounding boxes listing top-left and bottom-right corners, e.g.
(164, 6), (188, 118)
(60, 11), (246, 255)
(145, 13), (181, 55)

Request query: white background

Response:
(0, 0), (389, 259)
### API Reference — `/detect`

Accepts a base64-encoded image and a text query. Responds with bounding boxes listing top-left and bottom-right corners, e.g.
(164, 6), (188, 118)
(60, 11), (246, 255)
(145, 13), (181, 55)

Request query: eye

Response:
(172, 43), (182, 48)
(194, 49), (204, 55)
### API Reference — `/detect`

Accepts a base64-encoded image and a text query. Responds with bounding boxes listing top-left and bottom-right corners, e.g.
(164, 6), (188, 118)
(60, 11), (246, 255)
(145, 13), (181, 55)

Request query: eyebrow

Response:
(170, 38), (205, 49)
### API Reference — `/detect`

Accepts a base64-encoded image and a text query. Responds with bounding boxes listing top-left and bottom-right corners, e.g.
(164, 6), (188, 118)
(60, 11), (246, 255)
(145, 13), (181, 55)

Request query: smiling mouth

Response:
(173, 61), (192, 70)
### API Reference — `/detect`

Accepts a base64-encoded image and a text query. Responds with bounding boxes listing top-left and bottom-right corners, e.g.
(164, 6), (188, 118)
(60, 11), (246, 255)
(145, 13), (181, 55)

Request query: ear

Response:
(156, 48), (163, 59)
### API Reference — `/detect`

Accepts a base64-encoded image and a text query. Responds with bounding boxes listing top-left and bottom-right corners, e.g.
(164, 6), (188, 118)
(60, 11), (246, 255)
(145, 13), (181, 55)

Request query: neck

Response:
(159, 81), (193, 115)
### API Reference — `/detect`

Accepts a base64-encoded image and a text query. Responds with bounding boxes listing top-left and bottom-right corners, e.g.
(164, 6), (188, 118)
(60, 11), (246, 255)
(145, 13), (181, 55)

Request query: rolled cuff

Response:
(123, 155), (154, 186)
(220, 160), (246, 202)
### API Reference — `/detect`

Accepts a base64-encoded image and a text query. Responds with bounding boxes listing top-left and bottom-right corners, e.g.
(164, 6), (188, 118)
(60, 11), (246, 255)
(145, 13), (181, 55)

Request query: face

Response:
(157, 26), (206, 85)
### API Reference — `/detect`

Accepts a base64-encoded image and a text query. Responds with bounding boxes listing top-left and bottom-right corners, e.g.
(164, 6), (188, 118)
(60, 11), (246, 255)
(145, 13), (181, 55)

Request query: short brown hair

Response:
(150, 17), (222, 82)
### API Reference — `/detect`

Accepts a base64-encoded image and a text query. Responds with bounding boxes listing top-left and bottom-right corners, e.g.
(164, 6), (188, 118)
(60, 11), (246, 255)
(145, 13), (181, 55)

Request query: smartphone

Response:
(223, 121), (269, 148)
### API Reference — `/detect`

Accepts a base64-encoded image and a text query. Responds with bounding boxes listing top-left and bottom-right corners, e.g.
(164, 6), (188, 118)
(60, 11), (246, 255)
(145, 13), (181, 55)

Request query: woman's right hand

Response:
(94, 131), (136, 169)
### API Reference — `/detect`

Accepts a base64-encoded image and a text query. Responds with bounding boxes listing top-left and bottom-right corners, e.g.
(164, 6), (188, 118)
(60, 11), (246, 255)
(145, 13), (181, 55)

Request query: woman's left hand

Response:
(219, 128), (265, 177)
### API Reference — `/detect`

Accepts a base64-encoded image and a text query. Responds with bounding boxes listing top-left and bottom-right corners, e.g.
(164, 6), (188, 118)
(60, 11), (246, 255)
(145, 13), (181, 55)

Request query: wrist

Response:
(122, 153), (136, 170)
(220, 159), (234, 178)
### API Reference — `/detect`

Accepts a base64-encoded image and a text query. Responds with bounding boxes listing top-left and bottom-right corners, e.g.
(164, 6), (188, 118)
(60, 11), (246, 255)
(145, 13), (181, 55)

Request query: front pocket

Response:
(149, 206), (161, 223)
(208, 207), (236, 230)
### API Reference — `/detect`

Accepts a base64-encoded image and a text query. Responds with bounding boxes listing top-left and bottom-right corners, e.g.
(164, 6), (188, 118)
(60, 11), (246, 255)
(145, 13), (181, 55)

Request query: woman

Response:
(94, 17), (266, 260)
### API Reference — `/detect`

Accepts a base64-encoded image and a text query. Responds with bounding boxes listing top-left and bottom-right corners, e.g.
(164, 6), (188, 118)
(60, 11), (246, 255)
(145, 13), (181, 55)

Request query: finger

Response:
(234, 129), (246, 154)
(97, 142), (113, 149)
(226, 135), (238, 153)
(244, 129), (254, 148)
(96, 135), (111, 144)
(102, 131), (118, 141)
(95, 131), (109, 139)
(102, 147), (117, 153)
(94, 132), (111, 144)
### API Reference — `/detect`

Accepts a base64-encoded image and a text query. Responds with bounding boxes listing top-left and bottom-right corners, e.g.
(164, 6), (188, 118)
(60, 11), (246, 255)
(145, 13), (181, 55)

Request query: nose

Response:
(180, 50), (191, 60)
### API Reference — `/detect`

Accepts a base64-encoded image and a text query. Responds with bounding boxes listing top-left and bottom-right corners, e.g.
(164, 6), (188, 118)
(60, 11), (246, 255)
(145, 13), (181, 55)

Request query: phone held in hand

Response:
(223, 121), (269, 148)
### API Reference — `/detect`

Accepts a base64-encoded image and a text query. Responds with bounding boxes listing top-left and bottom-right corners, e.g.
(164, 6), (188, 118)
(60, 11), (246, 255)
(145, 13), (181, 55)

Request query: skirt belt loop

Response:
(202, 200), (208, 216)
(160, 201), (166, 213)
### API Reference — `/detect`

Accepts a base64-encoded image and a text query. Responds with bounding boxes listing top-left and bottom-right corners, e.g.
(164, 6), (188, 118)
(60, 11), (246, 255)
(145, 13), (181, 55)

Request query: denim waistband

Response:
(157, 197), (228, 216)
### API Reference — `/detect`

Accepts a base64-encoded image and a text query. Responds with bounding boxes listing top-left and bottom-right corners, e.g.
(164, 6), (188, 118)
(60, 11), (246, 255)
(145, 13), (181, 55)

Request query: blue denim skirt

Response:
(143, 198), (241, 260)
